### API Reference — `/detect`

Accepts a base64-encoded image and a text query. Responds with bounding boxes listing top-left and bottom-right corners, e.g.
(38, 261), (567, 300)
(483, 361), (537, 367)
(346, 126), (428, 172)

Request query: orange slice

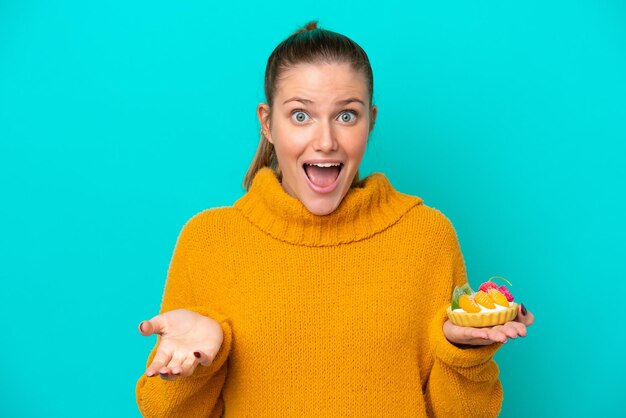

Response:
(474, 290), (496, 309)
(459, 294), (481, 313)
(488, 288), (509, 307)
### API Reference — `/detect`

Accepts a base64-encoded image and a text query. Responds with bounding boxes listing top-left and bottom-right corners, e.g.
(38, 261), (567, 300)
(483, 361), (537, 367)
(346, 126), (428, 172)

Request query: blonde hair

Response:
(243, 132), (281, 189)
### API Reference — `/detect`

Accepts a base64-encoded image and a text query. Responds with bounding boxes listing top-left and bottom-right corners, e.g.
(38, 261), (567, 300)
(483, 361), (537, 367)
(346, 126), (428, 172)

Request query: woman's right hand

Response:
(138, 308), (224, 381)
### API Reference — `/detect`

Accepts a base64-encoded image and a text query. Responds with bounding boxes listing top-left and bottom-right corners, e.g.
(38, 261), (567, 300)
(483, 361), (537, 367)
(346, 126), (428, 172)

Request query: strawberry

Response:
(478, 281), (498, 292)
(498, 285), (514, 302)
(480, 276), (514, 300)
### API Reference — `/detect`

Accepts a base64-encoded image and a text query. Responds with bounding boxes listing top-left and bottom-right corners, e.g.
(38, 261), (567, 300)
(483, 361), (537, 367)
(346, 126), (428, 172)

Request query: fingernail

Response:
(146, 371), (155, 377)
(193, 351), (201, 358)
(521, 304), (527, 316)
(138, 321), (145, 332)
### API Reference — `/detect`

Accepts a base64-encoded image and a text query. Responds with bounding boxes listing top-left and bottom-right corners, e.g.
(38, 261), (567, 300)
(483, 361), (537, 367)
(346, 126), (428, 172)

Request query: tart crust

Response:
(447, 303), (518, 327)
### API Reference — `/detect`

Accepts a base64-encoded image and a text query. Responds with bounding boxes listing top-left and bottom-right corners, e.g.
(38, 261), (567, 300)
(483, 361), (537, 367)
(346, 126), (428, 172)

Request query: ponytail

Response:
(242, 133), (280, 190)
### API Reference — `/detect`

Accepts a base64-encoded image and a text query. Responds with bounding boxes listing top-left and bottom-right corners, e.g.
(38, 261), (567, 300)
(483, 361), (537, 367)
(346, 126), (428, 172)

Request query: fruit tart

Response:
(446, 277), (518, 327)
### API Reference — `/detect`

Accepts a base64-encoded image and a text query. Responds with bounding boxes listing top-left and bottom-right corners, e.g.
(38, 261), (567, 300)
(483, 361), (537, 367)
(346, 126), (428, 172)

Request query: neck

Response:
(234, 168), (422, 246)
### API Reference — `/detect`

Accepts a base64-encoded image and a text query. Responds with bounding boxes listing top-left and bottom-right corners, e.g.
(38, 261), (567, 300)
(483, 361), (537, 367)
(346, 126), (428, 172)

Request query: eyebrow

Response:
(282, 97), (365, 106)
(283, 97), (313, 105)
(337, 98), (365, 106)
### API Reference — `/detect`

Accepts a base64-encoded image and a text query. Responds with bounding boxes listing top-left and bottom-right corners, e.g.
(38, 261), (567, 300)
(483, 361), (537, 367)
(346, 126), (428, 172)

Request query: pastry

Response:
(446, 277), (518, 327)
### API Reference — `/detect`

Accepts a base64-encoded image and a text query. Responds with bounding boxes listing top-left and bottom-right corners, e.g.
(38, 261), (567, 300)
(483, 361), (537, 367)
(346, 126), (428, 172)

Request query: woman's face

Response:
(257, 62), (377, 216)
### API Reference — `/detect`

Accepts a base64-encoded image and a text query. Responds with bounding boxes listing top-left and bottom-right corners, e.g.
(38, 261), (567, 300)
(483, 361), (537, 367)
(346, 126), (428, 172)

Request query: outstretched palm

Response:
(139, 309), (223, 380)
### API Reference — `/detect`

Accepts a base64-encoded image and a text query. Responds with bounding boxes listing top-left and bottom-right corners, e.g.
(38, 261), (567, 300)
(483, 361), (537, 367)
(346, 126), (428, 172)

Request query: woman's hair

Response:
(243, 21), (374, 190)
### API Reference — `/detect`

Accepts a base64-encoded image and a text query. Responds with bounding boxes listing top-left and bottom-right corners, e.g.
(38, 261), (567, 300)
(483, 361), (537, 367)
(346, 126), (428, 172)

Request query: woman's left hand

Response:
(443, 304), (535, 346)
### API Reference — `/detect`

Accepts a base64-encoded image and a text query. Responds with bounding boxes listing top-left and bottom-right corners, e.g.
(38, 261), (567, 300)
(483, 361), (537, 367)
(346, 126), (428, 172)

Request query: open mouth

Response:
(303, 162), (343, 189)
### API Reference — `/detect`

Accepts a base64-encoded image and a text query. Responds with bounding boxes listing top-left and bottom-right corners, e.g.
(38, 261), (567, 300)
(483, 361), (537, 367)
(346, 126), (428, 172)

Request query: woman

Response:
(136, 22), (534, 417)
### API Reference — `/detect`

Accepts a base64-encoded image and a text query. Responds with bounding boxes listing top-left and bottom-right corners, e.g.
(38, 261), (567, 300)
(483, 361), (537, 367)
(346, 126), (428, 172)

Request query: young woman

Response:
(136, 22), (534, 417)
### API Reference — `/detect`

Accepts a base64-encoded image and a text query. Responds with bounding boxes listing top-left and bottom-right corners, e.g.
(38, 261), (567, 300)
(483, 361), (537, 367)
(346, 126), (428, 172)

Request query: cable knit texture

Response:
(136, 167), (503, 417)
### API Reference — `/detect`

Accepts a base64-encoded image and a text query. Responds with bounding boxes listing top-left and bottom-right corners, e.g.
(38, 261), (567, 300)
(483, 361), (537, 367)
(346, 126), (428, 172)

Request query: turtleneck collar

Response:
(234, 167), (423, 247)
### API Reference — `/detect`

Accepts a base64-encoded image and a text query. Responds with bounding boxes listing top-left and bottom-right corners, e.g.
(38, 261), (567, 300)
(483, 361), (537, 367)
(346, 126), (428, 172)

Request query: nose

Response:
(312, 121), (338, 152)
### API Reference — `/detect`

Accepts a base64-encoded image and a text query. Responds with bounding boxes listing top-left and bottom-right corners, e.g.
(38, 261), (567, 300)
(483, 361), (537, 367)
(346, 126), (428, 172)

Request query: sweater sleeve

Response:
(136, 215), (233, 418)
(423, 220), (503, 418)
(425, 307), (502, 417)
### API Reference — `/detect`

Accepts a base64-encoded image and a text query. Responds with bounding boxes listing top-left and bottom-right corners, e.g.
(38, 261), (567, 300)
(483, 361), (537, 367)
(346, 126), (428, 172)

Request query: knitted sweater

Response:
(136, 168), (503, 417)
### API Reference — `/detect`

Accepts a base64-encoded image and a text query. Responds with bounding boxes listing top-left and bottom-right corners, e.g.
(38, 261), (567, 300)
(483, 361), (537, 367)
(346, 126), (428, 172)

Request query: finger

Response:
(193, 350), (215, 367)
(139, 315), (167, 336)
(146, 349), (173, 377)
(458, 327), (494, 346)
(501, 324), (520, 339)
(460, 331), (495, 346)
(443, 321), (495, 346)
(166, 352), (188, 376)
(486, 328), (508, 344)
(179, 354), (200, 377)
(471, 333), (493, 344)
(466, 327), (489, 341)
(494, 323), (521, 339)
(138, 320), (151, 336)
(505, 321), (527, 337)
(516, 303), (535, 327)
(159, 372), (177, 381)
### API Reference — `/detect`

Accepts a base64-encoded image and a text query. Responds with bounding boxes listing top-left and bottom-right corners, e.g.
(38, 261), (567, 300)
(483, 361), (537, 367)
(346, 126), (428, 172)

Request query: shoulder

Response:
(176, 206), (242, 244)
(407, 203), (456, 230)
(366, 171), (460, 243)
(184, 206), (240, 227)
(399, 199), (461, 247)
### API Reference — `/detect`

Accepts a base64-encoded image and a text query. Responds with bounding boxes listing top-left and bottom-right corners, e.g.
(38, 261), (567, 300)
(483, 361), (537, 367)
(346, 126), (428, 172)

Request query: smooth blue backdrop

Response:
(1, 1), (624, 416)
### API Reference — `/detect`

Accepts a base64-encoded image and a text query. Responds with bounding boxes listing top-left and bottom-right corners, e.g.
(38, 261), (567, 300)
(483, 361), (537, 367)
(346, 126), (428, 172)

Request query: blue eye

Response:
(338, 111), (357, 123)
(292, 111), (309, 123)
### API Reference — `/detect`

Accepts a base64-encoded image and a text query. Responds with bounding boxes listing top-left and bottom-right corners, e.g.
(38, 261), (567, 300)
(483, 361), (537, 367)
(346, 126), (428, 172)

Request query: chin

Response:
(302, 195), (343, 216)
(303, 201), (338, 216)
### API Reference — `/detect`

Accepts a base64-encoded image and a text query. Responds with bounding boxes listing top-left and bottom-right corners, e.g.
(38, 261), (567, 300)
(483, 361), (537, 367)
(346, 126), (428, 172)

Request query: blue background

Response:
(1, 0), (624, 416)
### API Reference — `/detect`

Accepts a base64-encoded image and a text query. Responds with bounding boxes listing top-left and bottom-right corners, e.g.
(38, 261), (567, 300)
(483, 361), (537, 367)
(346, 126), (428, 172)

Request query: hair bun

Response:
(294, 21), (319, 34)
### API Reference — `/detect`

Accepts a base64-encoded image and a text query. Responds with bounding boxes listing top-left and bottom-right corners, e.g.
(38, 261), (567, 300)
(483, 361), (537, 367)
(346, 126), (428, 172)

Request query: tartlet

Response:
(446, 277), (518, 328)
(447, 303), (518, 327)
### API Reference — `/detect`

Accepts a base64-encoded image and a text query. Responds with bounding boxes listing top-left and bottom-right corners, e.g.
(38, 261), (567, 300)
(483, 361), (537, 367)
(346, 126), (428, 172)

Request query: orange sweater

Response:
(136, 168), (503, 417)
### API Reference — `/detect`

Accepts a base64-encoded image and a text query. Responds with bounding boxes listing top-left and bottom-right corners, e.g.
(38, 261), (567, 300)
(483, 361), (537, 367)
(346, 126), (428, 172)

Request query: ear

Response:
(257, 103), (273, 144)
(369, 105), (378, 132)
